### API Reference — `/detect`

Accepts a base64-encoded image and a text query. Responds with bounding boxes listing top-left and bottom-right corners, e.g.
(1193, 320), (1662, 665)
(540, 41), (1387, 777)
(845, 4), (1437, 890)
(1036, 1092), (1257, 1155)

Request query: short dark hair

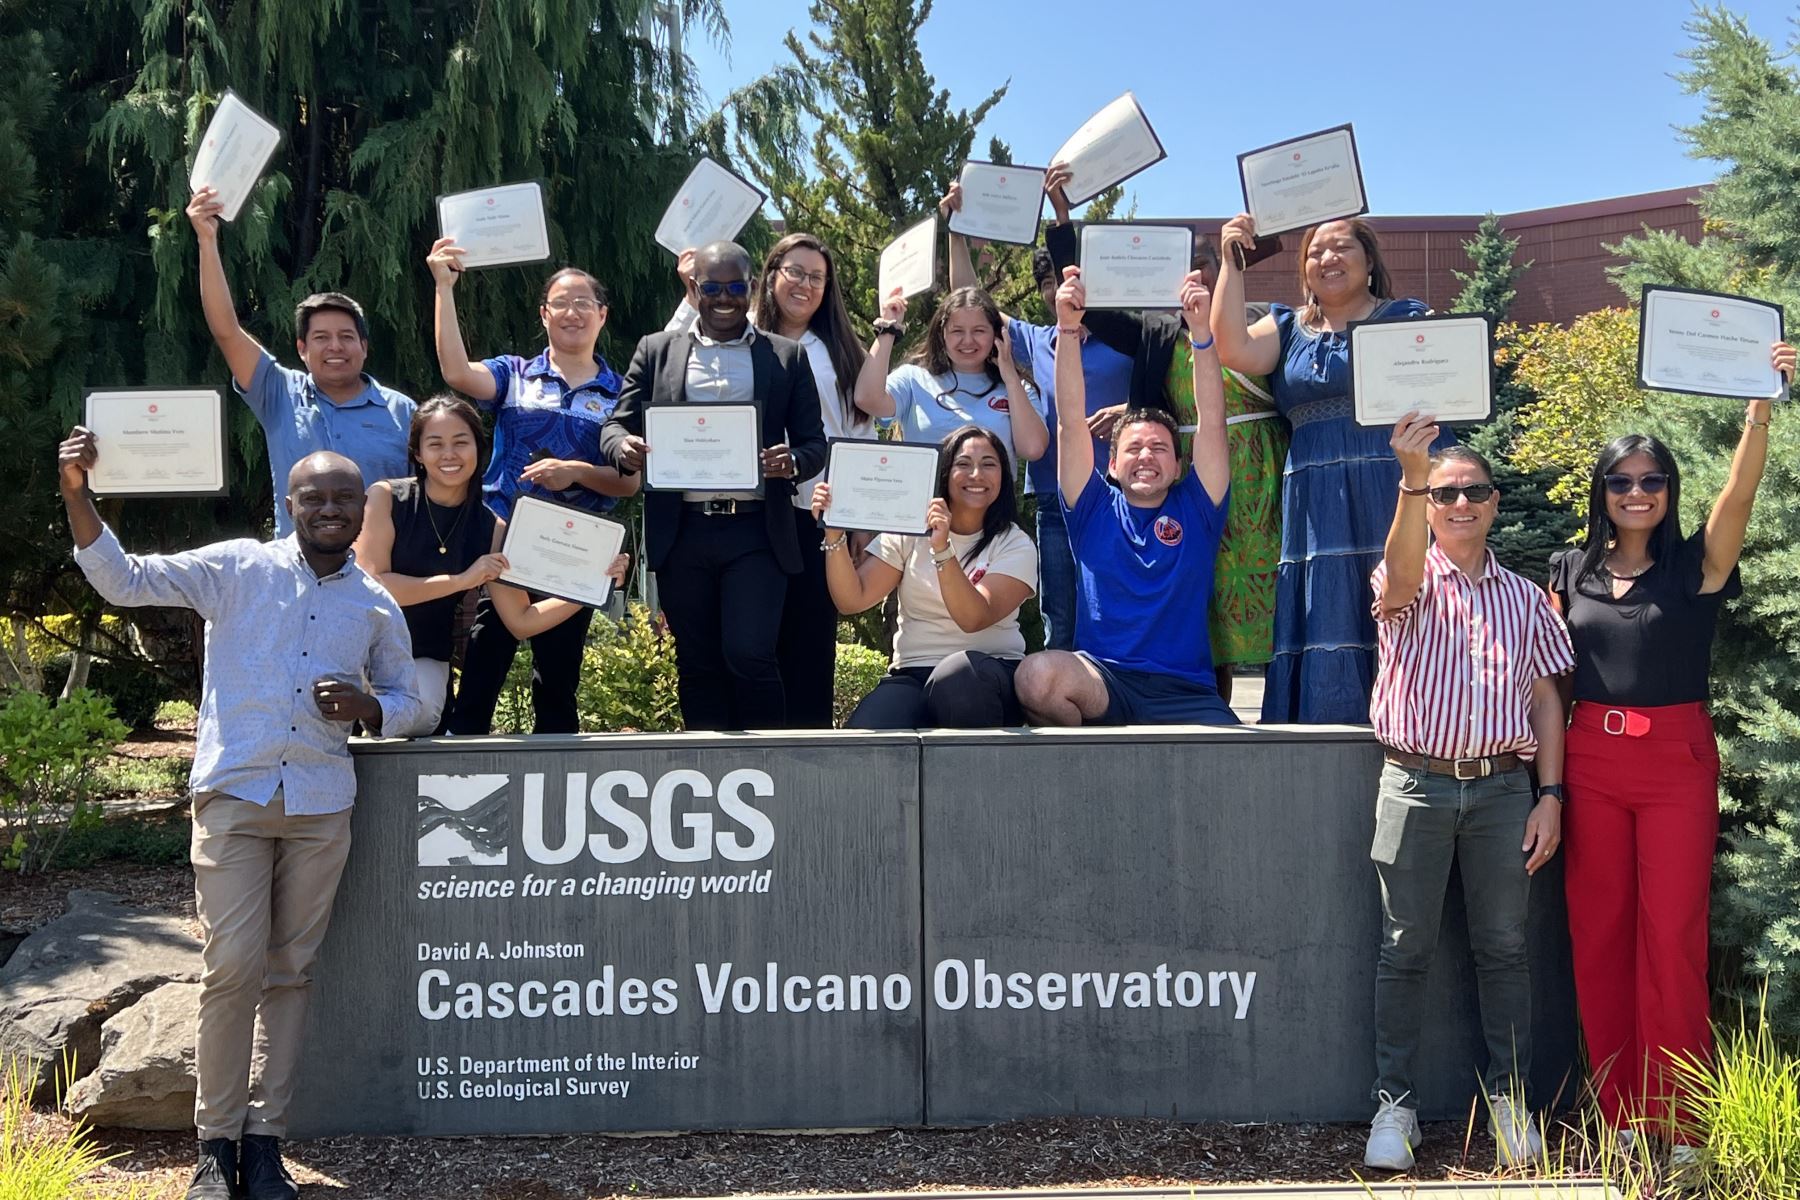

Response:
(1193, 237), (1221, 273)
(539, 267), (610, 309)
(1428, 444), (1493, 482)
(295, 292), (368, 341)
(1031, 248), (1056, 291)
(1109, 406), (1181, 454)
(696, 240), (753, 277)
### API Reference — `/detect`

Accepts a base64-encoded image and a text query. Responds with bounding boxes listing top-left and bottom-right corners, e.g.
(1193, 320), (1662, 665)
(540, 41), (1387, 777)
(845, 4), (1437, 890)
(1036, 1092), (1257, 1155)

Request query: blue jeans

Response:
(1036, 502), (1077, 652)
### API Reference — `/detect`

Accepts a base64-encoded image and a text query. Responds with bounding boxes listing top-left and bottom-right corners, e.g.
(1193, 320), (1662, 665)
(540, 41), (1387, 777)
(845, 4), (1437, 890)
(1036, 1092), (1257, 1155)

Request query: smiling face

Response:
(770, 246), (828, 332)
(1604, 450), (1669, 533)
(1109, 418), (1180, 506)
(695, 244), (753, 340)
(296, 309), (368, 391)
(414, 410), (480, 494)
(945, 432), (1004, 518)
(943, 307), (996, 373)
(540, 272), (607, 356)
(286, 458), (366, 556)
(1425, 458), (1498, 550)
(1303, 220), (1371, 305)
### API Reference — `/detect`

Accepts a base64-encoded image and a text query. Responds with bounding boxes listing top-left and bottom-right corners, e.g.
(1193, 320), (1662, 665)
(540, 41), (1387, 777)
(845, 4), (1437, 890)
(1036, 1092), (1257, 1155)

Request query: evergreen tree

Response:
(1453, 213), (1529, 318)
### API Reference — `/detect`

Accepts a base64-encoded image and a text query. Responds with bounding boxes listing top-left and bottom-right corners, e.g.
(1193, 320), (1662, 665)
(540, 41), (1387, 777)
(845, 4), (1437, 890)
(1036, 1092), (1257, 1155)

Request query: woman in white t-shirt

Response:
(812, 425), (1039, 728)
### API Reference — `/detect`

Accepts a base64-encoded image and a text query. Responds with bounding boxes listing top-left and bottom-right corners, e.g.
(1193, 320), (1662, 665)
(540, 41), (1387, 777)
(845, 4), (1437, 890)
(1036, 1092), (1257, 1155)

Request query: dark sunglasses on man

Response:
(1426, 483), (1497, 505)
(1603, 472), (1670, 496)
(698, 280), (751, 298)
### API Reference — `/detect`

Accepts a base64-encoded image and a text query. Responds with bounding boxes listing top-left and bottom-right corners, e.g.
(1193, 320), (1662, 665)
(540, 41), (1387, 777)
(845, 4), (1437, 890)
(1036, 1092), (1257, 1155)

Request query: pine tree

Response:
(1453, 213), (1529, 318)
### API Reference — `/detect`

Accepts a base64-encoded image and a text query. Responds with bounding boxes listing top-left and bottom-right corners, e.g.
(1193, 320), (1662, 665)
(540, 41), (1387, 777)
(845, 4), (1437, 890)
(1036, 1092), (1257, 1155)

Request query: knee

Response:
(1377, 930), (1435, 978)
(1013, 654), (1057, 711)
(921, 653), (997, 726)
(200, 938), (267, 998)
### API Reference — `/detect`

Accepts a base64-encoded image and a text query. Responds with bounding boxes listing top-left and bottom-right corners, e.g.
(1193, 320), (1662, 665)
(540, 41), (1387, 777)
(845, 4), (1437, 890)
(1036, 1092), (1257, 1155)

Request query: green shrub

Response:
(38, 658), (177, 731)
(54, 813), (190, 869)
(0, 689), (127, 873)
(833, 642), (887, 727)
(577, 605), (682, 733)
(0, 1057), (143, 1198)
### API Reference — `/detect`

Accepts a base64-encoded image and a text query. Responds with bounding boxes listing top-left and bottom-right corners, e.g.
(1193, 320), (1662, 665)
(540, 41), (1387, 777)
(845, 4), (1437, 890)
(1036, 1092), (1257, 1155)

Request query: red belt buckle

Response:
(1601, 708), (1651, 737)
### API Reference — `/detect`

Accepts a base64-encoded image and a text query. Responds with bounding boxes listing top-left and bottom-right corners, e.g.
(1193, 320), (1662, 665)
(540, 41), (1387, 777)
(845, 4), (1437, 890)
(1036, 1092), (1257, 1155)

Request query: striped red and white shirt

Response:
(1370, 546), (1575, 760)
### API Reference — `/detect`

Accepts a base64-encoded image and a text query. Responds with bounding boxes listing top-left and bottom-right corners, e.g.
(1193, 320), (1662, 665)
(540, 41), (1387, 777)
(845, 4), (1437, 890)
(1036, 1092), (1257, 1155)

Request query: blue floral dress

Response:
(1260, 297), (1449, 724)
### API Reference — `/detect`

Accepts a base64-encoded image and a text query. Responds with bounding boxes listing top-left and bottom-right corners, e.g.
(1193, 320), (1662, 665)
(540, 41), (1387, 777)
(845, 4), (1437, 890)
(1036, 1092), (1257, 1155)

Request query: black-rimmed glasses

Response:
(1603, 472), (1669, 496)
(1427, 484), (1497, 505)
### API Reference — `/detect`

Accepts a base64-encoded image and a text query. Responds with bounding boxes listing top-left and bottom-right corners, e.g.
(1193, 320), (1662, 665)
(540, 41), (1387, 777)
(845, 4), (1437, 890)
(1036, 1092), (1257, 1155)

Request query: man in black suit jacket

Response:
(602, 241), (827, 730)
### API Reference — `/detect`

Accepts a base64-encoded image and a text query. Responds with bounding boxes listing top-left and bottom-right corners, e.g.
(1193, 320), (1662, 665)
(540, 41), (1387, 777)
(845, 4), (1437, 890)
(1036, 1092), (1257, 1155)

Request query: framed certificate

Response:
(1237, 124), (1368, 238)
(643, 404), (762, 493)
(654, 157), (767, 255)
(496, 497), (626, 609)
(947, 161), (1048, 246)
(82, 388), (228, 497)
(877, 214), (939, 302)
(1078, 224), (1194, 310)
(435, 182), (552, 270)
(1050, 92), (1168, 208)
(1638, 285), (1786, 400)
(1349, 313), (1495, 427)
(822, 439), (938, 535)
(188, 90), (283, 223)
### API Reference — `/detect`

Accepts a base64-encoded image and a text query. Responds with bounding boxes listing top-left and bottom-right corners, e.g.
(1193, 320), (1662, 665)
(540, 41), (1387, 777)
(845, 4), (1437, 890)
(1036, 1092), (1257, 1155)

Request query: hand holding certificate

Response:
(1638, 286), (1786, 400)
(1078, 224), (1194, 310)
(1350, 314), (1495, 427)
(82, 388), (228, 496)
(643, 404), (763, 493)
(436, 182), (551, 270)
(820, 440), (938, 535)
(498, 497), (626, 609)
(1237, 124), (1368, 238)
(1050, 93), (1167, 207)
(946, 162), (1048, 246)
(188, 90), (283, 223)
(654, 157), (766, 255)
(878, 215), (939, 302)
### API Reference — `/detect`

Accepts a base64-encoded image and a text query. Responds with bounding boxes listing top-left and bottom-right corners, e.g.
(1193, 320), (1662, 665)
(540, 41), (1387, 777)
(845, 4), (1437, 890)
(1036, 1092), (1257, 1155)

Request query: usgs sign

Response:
(288, 728), (1575, 1136)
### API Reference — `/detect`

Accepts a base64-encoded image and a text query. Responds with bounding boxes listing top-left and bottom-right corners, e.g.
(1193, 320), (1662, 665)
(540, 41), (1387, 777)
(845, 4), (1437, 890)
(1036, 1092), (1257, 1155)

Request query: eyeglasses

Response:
(1603, 472), (1670, 496)
(1427, 483), (1497, 505)
(777, 264), (828, 289)
(698, 280), (751, 298)
(544, 298), (600, 316)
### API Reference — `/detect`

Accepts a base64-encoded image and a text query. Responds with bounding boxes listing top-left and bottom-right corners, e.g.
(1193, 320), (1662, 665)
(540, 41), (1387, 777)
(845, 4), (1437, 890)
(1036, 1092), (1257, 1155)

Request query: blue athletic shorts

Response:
(1077, 653), (1239, 726)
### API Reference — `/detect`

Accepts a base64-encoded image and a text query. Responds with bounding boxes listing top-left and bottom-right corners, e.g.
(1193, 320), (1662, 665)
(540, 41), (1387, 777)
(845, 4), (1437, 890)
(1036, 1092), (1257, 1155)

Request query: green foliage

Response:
(1672, 998), (1800, 1194)
(92, 753), (190, 802)
(1453, 212), (1529, 321)
(38, 659), (177, 731)
(53, 812), (189, 870)
(1469, 336), (1582, 583)
(578, 605), (683, 733)
(0, 688), (126, 874)
(0, 1056), (140, 1199)
(832, 642), (888, 726)
(1505, 308), (1649, 510)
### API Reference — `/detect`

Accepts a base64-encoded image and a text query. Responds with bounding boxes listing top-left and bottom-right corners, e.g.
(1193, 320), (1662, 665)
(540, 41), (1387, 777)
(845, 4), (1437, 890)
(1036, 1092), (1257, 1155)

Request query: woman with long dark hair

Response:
(812, 424), (1038, 728)
(353, 396), (628, 735)
(1549, 338), (1793, 1150)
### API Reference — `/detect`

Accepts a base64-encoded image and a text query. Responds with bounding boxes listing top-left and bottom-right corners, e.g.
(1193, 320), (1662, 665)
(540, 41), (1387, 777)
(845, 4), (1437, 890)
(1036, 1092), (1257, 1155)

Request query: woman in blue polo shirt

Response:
(426, 238), (640, 733)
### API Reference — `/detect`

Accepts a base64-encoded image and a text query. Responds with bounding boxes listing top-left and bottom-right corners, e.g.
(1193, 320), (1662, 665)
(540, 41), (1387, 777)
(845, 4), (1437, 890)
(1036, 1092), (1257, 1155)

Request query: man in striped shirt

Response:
(1361, 414), (1574, 1174)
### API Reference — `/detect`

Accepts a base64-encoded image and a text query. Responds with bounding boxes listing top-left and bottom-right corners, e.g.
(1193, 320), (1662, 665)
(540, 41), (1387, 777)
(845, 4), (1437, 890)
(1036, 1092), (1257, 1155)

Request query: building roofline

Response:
(1180, 186), (1708, 232)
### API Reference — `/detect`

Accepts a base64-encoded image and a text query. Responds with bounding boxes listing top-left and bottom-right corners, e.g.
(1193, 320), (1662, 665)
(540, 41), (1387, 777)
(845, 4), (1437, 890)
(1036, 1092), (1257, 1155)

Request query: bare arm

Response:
(1375, 413), (1440, 616)
(997, 325), (1048, 463)
(1179, 274), (1230, 505)
(1053, 269), (1095, 507)
(1702, 343), (1792, 591)
(941, 184), (979, 292)
(853, 291), (907, 419)
(187, 187), (267, 391)
(427, 238), (499, 401)
(812, 483), (905, 613)
(927, 499), (1034, 633)
(1522, 675), (1566, 875)
(1212, 213), (1282, 376)
(354, 482), (506, 607)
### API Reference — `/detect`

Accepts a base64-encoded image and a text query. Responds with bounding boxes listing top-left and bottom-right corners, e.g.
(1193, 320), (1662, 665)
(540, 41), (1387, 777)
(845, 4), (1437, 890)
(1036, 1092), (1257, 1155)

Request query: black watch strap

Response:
(1536, 783), (1566, 801)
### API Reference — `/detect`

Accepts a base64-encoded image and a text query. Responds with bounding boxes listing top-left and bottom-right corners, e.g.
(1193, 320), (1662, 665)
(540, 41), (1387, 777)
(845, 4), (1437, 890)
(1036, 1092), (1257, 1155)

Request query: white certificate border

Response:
(1076, 222), (1196, 310)
(189, 88), (285, 223)
(1348, 312), (1496, 428)
(1058, 92), (1169, 208)
(654, 156), (769, 256)
(434, 180), (553, 270)
(496, 496), (624, 610)
(1636, 284), (1787, 401)
(81, 386), (229, 497)
(946, 160), (1049, 247)
(1236, 122), (1369, 238)
(640, 402), (765, 495)
(822, 437), (939, 536)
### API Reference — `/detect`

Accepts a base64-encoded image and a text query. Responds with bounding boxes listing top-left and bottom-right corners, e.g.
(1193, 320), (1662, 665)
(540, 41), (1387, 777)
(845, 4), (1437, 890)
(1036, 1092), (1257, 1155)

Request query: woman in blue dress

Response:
(1212, 215), (1446, 724)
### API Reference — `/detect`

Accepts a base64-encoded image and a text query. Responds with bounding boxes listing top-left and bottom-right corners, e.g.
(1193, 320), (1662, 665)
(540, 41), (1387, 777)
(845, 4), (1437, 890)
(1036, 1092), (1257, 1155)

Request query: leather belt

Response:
(682, 499), (763, 515)
(1382, 748), (1522, 780)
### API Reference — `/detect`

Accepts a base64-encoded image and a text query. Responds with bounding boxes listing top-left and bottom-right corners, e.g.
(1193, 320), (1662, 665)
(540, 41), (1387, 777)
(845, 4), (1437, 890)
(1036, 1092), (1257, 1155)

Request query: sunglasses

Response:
(1603, 472), (1670, 496)
(697, 280), (751, 298)
(1427, 484), (1496, 505)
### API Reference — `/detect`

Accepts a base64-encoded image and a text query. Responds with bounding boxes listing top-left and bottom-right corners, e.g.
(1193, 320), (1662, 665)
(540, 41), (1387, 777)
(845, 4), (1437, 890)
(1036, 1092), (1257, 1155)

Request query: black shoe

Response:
(239, 1134), (299, 1200)
(186, 1138), (242, 1200)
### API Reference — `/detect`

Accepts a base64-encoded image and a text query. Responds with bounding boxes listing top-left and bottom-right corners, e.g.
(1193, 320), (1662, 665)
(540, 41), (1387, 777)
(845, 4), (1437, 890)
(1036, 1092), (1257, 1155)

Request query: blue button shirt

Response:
(1007, 318), (1134, 497)
(479, 349), (624, 521)
(237, 353), (416, 535)
(72, 526), (424, 813)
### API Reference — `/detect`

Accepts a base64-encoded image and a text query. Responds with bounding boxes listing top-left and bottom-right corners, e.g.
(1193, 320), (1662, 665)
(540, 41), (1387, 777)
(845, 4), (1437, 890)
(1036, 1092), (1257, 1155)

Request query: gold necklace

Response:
(422, 487), (468, 556)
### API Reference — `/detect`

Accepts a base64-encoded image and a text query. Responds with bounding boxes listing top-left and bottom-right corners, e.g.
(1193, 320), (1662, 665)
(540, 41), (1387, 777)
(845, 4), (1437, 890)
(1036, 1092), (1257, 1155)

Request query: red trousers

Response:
(1563, 701), (1719, 1138)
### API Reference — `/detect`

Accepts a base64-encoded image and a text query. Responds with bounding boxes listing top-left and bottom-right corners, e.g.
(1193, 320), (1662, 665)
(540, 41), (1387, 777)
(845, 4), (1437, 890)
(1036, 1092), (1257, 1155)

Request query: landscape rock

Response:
(63, 979), (199, 1129)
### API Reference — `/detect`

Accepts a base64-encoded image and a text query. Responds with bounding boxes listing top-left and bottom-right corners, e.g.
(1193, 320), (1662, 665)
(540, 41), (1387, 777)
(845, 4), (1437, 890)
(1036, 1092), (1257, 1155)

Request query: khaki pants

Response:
(191, 788), (352, 1140)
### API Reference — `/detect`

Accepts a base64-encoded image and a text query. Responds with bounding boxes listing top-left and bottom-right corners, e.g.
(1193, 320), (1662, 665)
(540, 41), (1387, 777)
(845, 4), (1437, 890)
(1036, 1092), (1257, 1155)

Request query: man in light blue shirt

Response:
(60, 427), (421, 1200)
(188, 186), (415, 536)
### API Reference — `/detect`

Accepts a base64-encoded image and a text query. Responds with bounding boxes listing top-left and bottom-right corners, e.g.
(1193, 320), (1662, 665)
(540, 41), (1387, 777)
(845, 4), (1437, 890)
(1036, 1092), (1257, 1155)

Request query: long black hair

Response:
(1576, 433), (1683, 585)
(935, 424), (1018, 567)
(408, 394), (489, 506)
(751, 233), (866, 426)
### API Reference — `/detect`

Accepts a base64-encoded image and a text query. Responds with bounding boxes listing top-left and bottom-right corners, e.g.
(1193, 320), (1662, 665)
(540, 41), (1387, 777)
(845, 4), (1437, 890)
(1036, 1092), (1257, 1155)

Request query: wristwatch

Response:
(1536, 784), (1566, 802)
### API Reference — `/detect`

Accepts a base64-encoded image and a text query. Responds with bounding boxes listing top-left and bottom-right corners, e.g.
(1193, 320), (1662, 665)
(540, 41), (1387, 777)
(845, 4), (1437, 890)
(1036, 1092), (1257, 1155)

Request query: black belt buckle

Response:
(702, 498), (737, 516)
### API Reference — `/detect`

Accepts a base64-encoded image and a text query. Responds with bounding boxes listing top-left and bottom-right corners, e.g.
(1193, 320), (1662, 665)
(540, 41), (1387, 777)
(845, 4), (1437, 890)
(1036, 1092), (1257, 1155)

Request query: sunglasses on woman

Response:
(1426, 484), (1496, 505)
(697, 280), (751, 298)
(1603, 472), (1670, 496)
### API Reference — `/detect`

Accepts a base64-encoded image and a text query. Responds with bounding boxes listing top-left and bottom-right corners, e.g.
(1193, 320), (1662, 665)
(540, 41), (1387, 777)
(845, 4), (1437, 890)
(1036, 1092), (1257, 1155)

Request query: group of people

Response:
(54, 162), (1783, 1198)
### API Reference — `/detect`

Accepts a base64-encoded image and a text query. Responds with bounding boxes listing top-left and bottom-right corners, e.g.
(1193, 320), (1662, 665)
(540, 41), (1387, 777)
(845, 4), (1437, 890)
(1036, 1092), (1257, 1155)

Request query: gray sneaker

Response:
(1487, 1093), (1544, 1166)
(1364, 1090), (1421, 1171)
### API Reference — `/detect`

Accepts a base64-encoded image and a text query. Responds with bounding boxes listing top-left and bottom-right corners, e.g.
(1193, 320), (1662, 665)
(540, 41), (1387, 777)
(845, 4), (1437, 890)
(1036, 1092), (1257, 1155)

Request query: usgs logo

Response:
(416, 770), (776, 869)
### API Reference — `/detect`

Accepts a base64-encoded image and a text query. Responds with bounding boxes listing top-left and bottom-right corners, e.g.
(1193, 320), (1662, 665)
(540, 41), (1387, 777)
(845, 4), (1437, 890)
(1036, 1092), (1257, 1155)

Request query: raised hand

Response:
(1178, 271), (1214, 337)
(186, 187), (224, 243)
(1219, 213), (1257, 263)
(926, 497), (952, 554)
(427, 237), (466, 286)
(1389, 411), (1440, 488)
(58, 426), (99, 494)
(1055, 266), (1086, 327)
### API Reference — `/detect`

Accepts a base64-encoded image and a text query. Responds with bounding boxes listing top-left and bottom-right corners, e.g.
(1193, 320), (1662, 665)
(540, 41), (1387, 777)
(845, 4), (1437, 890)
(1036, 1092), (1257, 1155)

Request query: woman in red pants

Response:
(1549, 340), (1793, 1149)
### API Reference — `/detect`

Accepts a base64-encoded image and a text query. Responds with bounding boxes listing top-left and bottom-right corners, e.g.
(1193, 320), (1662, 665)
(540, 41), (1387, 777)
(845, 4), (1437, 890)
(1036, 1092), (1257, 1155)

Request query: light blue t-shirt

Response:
(885, 363), (1021, 463)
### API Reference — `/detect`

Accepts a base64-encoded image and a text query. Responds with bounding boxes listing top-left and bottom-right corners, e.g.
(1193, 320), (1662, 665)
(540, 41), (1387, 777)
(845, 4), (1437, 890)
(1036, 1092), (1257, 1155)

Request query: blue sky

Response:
(684, 0), (1800, 218)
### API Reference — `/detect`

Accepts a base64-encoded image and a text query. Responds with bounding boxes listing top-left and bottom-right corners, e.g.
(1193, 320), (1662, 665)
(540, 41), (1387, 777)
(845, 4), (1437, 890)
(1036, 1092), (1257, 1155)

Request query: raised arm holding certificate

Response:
(1638, 285), (1786, 400)
(878, 215), (939, 301)
(1078, 224), (1194, 310)
(643, 404), (762, 493)
(497, 497), (626, 609)
(83, 388), (227, 496)
(1050, 92), (1167, 207)
(436, 182), (552, 270)
(188, 90), (283, 223)
(1238, 124), (1368, 238)
(821, 440), (938, 535)
(947, 162), (1048, 246)
(1349, 314), (1495, 427)
(654, 157), (766, 255)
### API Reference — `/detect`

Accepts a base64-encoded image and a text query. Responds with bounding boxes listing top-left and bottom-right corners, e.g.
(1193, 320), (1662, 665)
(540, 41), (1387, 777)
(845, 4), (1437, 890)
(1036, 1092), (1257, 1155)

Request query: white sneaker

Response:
(1364, 1091), (1422, 1171)
(1487, 1093), (1544, 1166)
(1669, 1143), (1701, 1168)
(1614, 1128), (1638, 1157)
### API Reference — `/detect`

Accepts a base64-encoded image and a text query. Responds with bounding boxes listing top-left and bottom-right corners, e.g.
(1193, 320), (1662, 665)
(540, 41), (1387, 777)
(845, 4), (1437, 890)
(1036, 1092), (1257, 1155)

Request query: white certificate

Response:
(643, 404), (762, 493)
(83, 388), (227, 496)
(1050, 92), (1167, 207)
(1078, 225), (1193, 310)
(497, 497), (626, 609)
(1237, 124), (1368, 238)
(188, 90), (282, 223)
(822, 440), (938, 535)
(877, 214), (939, 302)
(436, 182), (551, 269)
(654, 157), (767, 255)
(1350, 315), (1495, 427)
(1638, 286), (1785, 400)
(947, 161), (1048, 246)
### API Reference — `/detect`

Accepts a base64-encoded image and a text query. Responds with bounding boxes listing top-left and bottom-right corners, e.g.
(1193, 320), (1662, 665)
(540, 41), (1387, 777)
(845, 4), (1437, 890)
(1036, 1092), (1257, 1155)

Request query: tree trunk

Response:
(59, 626), (96, 700)
(4, 616), (43, 693)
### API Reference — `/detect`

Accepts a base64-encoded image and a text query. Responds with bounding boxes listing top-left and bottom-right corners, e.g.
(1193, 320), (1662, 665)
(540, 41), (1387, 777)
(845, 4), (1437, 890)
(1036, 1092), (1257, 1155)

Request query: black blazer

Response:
(601, 328), (827, 575)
